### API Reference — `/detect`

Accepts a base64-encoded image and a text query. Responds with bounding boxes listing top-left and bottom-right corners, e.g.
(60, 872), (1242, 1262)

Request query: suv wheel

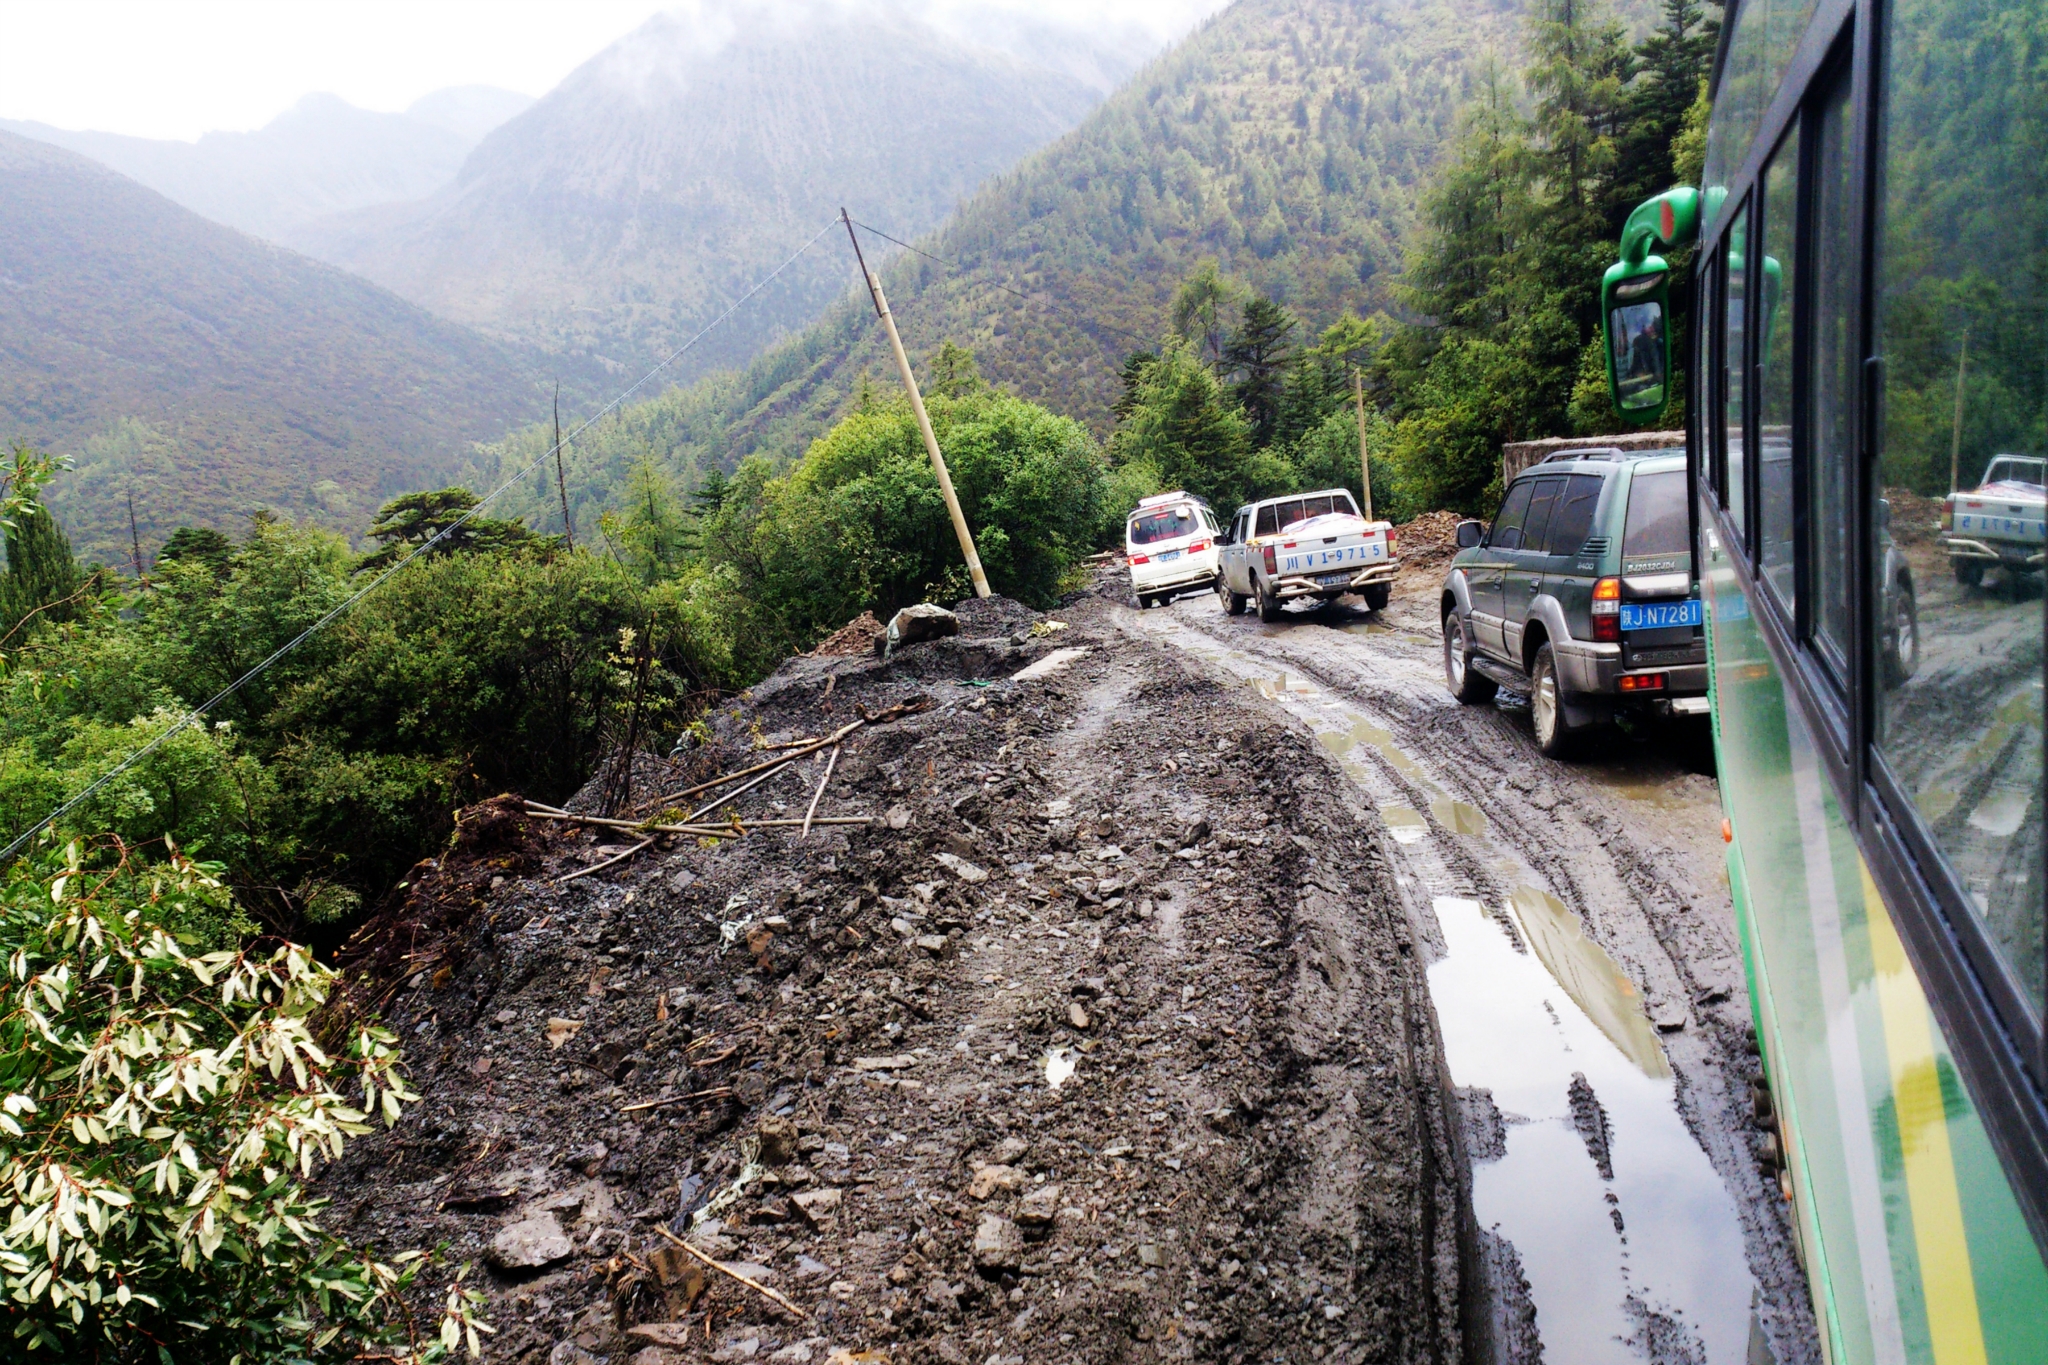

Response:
(1883, 581), (1919, 685)
(1443, 611), (1497, 704)
(1220, 578), (1248, 615)
(1257, 581), (1284, 623)
(1530, 643), (1580, 758)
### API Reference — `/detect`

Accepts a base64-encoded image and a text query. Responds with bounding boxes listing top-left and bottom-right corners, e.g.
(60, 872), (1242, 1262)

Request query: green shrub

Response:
(0, 837), (484, 1360)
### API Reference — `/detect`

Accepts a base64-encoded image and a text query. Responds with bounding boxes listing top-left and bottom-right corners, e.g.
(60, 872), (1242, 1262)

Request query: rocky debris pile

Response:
(1392, 511), (1466, 581)
(320, 589), (1462, 1365)
(812, 612), (887, 658)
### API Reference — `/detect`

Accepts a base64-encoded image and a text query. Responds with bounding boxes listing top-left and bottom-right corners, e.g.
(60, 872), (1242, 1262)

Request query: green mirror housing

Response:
(1602, 188), (1701, 424)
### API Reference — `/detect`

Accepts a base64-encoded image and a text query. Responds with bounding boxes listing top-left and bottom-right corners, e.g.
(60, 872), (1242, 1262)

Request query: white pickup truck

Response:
(1216, 489), (1399, 621)
(1942, 454), (2046, 586)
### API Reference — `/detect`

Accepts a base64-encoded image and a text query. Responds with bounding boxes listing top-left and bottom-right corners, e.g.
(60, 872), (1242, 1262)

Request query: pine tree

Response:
(1223, 296), (1298, 447)
(1399, 56), (1534, 336)
(924, 341), (985, 398)
(0, 498), (83, 638)
(1610, 0), (1720, 216)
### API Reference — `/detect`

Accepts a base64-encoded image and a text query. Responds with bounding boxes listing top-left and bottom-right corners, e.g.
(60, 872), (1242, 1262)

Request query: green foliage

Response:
(156, 526), (233, 574)
(2, 448), (86, 644)
(923, 342), (985, 399)
(695, 389), (1109, 654)
(358, 488), (557, 572)
(1372, 0), (1715, 514)
(0, 837), (486, 1360)
(598, 461), (694, 585)
(0, 508), (751, 933)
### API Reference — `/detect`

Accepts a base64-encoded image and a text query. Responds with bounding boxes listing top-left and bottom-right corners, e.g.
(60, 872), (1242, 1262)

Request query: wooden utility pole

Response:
(126, 487), (145, 580)
(841, 209), (990, 599)
(553, 382), (574, 550)
(1353, 369), (1375, 522)
(1949, 327), (1970, 494)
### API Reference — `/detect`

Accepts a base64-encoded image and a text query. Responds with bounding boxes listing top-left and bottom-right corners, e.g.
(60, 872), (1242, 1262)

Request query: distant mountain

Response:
(285, 1), (1118, 380)
(0, 86), (532, 242)
(474, 0), (1564, 523)
(0, 131), (566, 564)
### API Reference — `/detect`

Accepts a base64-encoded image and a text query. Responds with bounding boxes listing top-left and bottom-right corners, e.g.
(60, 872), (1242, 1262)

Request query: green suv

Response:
(1440, 447), (1705, 756)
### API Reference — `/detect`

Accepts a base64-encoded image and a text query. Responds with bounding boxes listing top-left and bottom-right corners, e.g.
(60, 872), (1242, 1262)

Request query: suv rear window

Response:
(1256, 492), (1357, 536)
(1622, 470), (1689, 558)
(1129, 505), (1199, 545)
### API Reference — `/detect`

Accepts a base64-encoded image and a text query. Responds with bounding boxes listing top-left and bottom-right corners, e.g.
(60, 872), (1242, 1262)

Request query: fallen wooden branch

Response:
(618, 1086), (734, 1114)
(801, 744), (841, 840)
(633, 697), (928, 815)
(525, 808), (872, 837)
(654, 1225), (813, 1321)
(557, 837), (654, 884)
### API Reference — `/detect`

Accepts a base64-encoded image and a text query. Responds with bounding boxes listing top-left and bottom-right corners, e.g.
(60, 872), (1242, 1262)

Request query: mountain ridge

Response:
(0, 130), (576, 565)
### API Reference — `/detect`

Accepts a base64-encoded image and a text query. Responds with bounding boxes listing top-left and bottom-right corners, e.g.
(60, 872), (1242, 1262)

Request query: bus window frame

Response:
(1693, 0), (2048, 1249)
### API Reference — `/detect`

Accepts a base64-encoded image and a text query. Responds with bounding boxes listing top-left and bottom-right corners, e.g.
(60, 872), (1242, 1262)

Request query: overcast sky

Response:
(0, 0), (1228, 141)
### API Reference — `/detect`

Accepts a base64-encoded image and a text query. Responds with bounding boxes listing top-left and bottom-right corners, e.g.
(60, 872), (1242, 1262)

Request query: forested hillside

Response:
(0, 131), (571, 564)
(474, 0), (1667, 532)
(289, 3), (1114, 380)
(0, 87), (531, 242)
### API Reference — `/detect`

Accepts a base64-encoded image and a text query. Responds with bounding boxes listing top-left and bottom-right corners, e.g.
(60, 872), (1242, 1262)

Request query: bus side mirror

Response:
(1456, 520), (1486, 549)
(1601, 188), (1698, 426)
(1603, 266), (1671, 422)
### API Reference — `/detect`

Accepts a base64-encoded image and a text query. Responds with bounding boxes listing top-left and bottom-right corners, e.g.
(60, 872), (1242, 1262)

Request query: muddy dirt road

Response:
(1123, 569), (1817, 1365)
(327, 591), (1467, 1365)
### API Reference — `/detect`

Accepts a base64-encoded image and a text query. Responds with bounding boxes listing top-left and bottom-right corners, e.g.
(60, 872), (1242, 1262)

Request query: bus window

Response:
(1723, 200), (1751, 544)
(1807, 64), (1855, 675)
(1757, 125), (1799, 612)
(1873, 0), (2046, 1021)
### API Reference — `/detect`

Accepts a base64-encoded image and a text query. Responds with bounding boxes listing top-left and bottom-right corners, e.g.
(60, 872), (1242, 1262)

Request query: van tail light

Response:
(1262, 545), (1277, 575)
(1129, 554), (1149, 566)
(1618, 672), (1666, 692)
(1591, 576), (1621, 642)
(1940, 495), (1955, 531)
(1189, 539), (1211, 553)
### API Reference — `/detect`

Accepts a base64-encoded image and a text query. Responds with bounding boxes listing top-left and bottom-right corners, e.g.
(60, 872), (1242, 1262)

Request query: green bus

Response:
(1598, 0), (2048, 1356)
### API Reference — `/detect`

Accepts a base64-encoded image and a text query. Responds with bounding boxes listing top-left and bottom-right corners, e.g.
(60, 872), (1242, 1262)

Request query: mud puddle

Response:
(1123, 608), (1765, 1362)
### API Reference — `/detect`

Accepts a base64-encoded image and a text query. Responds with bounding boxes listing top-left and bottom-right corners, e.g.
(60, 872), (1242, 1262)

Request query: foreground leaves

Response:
(0, 837), (486, 1361)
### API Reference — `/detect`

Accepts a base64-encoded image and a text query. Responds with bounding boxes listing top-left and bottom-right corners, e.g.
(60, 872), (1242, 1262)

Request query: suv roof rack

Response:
(1537, 446), (1682, 465)
(1135, 490), (1212, 509)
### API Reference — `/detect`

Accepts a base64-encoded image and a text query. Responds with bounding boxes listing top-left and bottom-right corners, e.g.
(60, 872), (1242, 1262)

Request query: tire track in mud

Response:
(1121, 593), (1819, 1365)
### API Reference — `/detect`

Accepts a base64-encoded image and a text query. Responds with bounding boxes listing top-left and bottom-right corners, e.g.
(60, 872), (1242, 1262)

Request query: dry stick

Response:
(557, 837), (653, 885)
(525, 809), (870, 834)
(801, 744), (841, 840)
(654, 1226), (813, 1321)
(619, 1086), (733, 1114)
(684, 758), (808, 823)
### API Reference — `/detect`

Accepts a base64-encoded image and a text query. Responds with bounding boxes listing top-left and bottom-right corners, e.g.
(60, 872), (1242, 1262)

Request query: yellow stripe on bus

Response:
(1863, 867), (1987, 1365)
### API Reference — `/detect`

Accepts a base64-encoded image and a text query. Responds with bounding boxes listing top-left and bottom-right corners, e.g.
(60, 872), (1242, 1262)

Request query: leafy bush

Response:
(0, 837), (483, 1360)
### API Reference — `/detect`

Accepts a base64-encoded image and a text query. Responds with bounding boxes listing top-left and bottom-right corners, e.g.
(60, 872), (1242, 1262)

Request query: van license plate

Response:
(1158, 549), (1182, 561)
(1619, 599), (1703, 630)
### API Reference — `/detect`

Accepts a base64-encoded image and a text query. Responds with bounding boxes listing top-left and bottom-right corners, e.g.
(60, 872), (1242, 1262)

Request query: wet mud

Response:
(1126, 571), (1818, 1365)
(321, 587), (1465, 1365)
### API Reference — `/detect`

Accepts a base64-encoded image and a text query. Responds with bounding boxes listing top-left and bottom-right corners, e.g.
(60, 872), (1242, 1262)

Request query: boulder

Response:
(968, 1164), (1026, 1199)
(491, 1210), (573, 1271)
(880, 604), (960, 657)
(973, 1213), (1024, 1271)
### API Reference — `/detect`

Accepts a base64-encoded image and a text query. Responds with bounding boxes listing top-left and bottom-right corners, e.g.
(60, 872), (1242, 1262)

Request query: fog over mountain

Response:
(283, 0), (1129, 379)
(0, 87), (532, 242)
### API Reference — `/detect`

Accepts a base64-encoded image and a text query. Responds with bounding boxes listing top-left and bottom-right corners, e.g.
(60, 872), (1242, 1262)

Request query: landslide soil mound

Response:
(323, 592), (1463, 1365)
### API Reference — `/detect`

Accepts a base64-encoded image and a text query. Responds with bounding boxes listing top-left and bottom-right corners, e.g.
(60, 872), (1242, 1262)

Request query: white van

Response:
(1126, 491), (1221, 607)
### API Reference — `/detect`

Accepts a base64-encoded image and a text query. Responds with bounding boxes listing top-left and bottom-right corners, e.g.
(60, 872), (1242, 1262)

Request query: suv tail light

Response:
(1262, 544), (1278, 575)
(1591, 576), (1621, 642)
(1618, 672), (1666, 692)
(1129, 554), (1149, 565)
